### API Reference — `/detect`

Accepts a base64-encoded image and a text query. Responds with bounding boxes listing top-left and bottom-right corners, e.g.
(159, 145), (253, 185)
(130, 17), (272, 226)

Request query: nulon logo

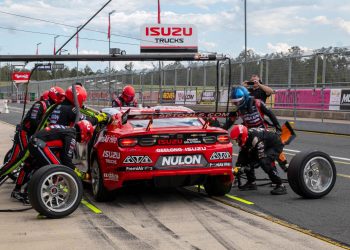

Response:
(145, 27), (193, 37)
(162, 155), (201, 166)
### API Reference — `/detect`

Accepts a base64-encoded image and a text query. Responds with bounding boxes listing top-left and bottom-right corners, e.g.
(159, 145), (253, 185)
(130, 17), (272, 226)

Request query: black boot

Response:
(239, 181), (257, 191)
(270, 185), (287, 195)
(11, 190), (30, 205)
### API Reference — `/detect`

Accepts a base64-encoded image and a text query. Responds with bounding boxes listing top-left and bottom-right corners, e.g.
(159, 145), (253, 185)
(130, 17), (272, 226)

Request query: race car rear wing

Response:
(121, 110), (231, 131)
(122, 111), (230, 123)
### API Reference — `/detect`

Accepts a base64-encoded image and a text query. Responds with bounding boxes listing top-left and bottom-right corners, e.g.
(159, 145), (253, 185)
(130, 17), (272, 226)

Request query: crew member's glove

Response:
(96, 112), (112, 124)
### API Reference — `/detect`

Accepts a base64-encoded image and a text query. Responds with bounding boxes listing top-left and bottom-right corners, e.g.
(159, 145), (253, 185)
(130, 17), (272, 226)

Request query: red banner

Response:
(12, 72), (30, 83)
(274, 89), (330, 110)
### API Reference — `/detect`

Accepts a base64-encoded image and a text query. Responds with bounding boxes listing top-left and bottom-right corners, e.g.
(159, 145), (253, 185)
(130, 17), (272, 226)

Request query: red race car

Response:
(82, 106), (234, 201)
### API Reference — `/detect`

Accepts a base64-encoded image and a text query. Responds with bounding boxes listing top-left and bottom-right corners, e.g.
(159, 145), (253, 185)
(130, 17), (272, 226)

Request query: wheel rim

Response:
(91, 159), (100, 196)
(40, 172), (79, 213)
(303, 156), (334, 193)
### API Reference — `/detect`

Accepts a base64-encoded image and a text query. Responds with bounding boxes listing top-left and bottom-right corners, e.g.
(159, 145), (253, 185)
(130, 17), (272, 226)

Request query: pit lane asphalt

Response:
(1, 103), (350, 246)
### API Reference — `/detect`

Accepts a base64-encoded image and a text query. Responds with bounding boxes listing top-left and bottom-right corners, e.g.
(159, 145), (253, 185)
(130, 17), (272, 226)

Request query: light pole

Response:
(244, 0), (247, 80)
(54, 35), (59, 55)
(36, 42), (42, 55)
(108, 10), (116, 97)
(53, 35), (59, 80)
(76, 25), (82, 78)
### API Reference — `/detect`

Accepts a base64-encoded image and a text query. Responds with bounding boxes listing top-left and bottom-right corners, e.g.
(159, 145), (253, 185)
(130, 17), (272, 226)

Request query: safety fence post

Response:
(293, 85), (297, 122)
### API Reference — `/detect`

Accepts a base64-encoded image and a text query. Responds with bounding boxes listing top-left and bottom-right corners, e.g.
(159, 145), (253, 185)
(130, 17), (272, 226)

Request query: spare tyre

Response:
(288, 150), (336, 199)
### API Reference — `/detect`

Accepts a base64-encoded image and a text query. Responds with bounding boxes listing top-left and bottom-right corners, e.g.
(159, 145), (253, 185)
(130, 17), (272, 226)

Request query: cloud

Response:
(267, 42), (312, 54)
(79, 49), (101, 55)
(313, 16), (331, 25)
(334, 18), (350, 34)
(267, 42), (291, 53)
(249, 6), (307, 35)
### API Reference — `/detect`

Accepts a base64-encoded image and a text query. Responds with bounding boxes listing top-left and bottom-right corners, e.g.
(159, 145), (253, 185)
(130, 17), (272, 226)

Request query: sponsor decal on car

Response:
(103, 172), (118, 181)
(158, 139), (183, 145)
(105, 159), (117, 164)
(184, 138), (202, 144)
(155, 147), (206, 153)
(103, 150), (120, 159)
(208, 162), (232, 167)
(184, 146), (206, 152)
(123, 156), (153, 164)
(156, 148), (182, 153)
(210, 152), (232, 160)
(101, 135), (118, 144)
(155, 154), (207, 168)
(125, 166), (153, 171)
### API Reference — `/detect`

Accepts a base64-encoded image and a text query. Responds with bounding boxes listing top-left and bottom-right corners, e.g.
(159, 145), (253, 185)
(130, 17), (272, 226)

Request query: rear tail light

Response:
(203, 136), (216, 144)
(119, 138), (138, 147)
(217, 135), (230, 144)
(139, 138), (157, 146)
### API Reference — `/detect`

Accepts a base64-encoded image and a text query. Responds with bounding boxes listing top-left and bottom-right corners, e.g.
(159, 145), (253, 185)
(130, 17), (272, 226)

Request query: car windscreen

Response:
(129, 118), (202, 128)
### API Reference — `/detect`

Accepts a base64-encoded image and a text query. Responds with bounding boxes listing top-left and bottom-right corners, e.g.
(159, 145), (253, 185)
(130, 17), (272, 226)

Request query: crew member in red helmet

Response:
(48, 85), (108, 126)
(40, 90), (50, 101)
(12, 120), (94, 204)
(112, 85), (138, 107)
(3, 87), (65, 172)
(230, 125), (287, 195)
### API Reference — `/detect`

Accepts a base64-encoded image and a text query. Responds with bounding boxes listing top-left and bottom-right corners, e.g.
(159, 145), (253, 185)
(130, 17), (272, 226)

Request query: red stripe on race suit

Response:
(42, 146), (60, 164)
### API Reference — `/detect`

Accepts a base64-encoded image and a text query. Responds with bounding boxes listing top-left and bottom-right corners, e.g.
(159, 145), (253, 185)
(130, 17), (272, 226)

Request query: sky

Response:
(0, 0), (350, 70)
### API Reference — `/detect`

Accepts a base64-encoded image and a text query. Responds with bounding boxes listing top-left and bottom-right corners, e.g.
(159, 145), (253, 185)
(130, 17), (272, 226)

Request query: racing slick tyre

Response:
(3, 150), (20, 182)
(287, 150), (336, 199)
(204, 175), (232, 196)
(28, 165), (83, 219)
(91, 156), (113, 202)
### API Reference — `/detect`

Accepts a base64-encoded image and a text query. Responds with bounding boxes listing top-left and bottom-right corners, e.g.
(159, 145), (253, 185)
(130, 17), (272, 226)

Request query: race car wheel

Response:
(288, 150), (336, 199)
(204, 175), (232, 196)
(91, 156), (112, 202)
(28, 165), (83, 219)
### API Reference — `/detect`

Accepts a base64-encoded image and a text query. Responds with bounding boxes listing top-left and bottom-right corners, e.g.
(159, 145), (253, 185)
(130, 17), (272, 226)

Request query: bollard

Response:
(4, 100), (9, 114)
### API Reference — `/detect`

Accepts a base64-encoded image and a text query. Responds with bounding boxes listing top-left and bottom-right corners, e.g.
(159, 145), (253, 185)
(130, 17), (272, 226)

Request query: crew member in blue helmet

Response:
(224, 86), (288, 171)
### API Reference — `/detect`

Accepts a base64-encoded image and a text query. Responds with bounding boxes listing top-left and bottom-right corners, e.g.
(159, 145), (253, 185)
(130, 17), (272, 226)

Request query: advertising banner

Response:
(12, 72), (30, 83)
(340, 89), (350, 110)
(265, 94), (275, 109)
(274, 89), (330, 110)
(199, 90), (216, 105)
(175, 90), (197, 105)
(219, 90), (229, 106)
(160, 90), (176, 104)
(142, 91), (159, 103)
(329, 89), (342, 111)
(140, 24), (198, 53)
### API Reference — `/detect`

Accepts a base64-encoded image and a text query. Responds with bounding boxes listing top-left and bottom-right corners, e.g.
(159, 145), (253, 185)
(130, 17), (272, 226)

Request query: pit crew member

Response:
(48, 85), (109, 127)
(224, 86), (288, 171)
(112, 85), (138, 107)
(3, 87), (65, 175)
(11, 120), (94, 203)
(230, 125), (287, 195)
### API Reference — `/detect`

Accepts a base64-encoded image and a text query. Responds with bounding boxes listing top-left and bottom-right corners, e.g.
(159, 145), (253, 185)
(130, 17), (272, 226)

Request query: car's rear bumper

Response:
(103, 167), (233, 191)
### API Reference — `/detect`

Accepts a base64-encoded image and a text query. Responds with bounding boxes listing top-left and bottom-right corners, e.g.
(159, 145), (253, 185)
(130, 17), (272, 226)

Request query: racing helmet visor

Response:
(231, 97), (244, 107)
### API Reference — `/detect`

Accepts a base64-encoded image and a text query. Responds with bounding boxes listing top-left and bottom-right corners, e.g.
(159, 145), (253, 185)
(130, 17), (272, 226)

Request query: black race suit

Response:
(1, 99), (53, 175)
(16, 125), (77, 188)
(236, 128), (284, 185)
(48, 100), (97, 126)
(28, 125), (77, 169)
(224, 98), (281, 131)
